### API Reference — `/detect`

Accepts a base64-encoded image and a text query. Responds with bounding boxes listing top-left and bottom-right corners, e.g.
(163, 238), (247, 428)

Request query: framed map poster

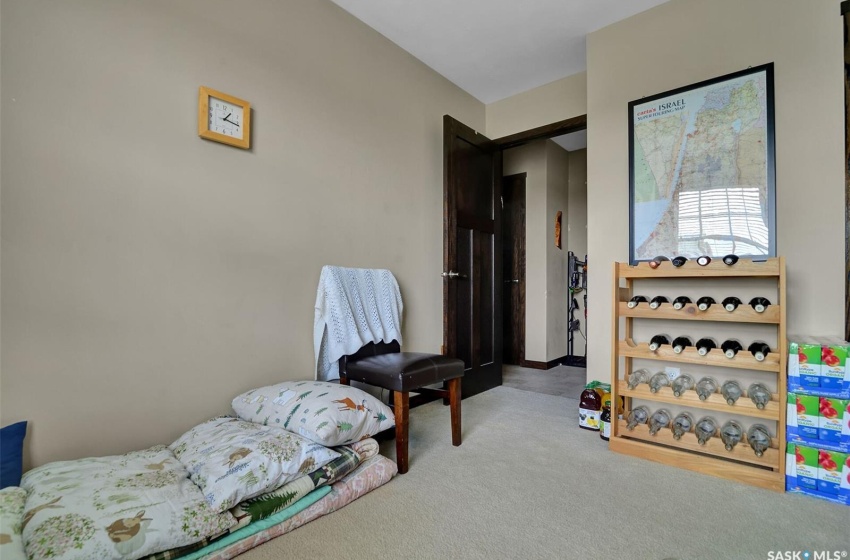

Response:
(629, 64), (776, 264)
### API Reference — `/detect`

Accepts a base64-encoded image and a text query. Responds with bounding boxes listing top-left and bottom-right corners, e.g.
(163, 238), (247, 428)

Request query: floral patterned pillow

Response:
(169, 417), (339, 513)
(232, 381), (395, 446)
(0, 487), (27, 560)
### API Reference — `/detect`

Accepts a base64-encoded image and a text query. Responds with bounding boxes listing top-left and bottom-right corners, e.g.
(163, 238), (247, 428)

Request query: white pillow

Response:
(169, 417), (339, 513)
(0, 487), (27, 560)
(232, 381), (395, 447)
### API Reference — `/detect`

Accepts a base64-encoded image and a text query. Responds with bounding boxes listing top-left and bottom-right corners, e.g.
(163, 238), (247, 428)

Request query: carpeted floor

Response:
(502, 363), (588, 398)
(239, 386), (849, 560)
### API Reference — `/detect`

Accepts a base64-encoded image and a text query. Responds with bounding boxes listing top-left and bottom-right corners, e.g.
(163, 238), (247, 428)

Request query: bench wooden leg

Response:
(394, 391), (410, 474)
(448, 377), (461, 446)
(339, 375), (350, 385)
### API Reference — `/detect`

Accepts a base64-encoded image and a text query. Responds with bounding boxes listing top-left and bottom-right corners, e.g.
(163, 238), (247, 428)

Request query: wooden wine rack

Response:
(609, 257), (787, 491)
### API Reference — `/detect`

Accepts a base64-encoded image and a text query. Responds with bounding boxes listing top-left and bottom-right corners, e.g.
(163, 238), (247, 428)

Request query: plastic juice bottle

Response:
(600, 406), (612, 441)
(579, 388), (602, 431)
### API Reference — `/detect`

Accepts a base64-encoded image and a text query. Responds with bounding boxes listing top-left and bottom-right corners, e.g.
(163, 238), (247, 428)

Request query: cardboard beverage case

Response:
(818, 396), (850, 445)
(788, 336), (850, 398)
(787, 392), (850, 452)
(789, 336), (822, 390)
(786, 442), (850, 505)
(821, 337), (850, 394)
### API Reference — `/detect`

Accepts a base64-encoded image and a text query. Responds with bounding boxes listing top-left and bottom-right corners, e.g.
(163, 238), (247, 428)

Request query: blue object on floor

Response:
(1, 421), (27, 489)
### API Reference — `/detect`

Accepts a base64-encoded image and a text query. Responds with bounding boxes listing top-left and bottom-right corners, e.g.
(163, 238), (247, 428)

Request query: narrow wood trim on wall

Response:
(843, 1), (850, 341)
(493, 114), (587, 150)
(520, 360), (548, 370)
(520, 355), (575, 370)
(562, 355), (587, 368)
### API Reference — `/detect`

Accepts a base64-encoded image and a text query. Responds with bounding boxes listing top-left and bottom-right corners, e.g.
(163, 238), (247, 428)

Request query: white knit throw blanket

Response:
(314, 266), (403, 381)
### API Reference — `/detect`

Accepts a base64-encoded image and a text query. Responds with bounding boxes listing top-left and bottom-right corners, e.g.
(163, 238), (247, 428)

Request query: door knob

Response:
(441, 271), (466, 279)
(504, 279), (519, 284)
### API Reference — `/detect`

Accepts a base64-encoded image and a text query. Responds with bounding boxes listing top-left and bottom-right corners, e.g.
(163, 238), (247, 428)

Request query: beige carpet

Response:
(239, 386), (849, 560)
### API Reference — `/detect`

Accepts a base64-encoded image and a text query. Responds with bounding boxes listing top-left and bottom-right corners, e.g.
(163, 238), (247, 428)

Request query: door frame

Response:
(442, 113), (588, 387)
(493, 115), (587, 150)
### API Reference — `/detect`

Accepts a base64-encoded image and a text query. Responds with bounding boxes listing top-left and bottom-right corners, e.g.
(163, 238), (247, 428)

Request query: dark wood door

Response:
(443, 115), (502, 398)
(501, 173), (526, 365)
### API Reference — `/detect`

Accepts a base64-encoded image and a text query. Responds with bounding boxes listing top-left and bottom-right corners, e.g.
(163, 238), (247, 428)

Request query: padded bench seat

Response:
(339, 342), (464, 474)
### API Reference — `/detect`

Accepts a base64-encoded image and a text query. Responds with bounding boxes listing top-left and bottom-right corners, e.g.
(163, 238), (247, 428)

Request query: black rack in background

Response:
(566, 251), (587, 367)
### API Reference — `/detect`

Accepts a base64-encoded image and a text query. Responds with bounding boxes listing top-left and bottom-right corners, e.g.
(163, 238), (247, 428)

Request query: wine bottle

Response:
(649, 372), (669, 393)
(748, 382), (771, 410)
(749, 297), (771, 313)
(648, 334), (670, 352)
(627, 295), (648, 309)
(671, 336), (693, 354)
(671, 256), (688, 267)
(627, 368), (651, 390)
(747, 424), (771, 457)
(721, 339), (743, 359)
(696, 255), (712, 266)
(695, 376), (718, 401)
(695, 337), (717, 356)
(721, 380), (743, 405)
(649, 295), (669, 309)
(648, 409), (672, 436)
(671, 411), (694, 440)
(720, 420), (744, 451)
(672, 296), (692, 310)
(695, 416), (718, 445)
(626, 406), (650, 431)
(696, 296), (715, 311)
(671, 374), (694, 397)
(722, 296), (742, 312)
(722, 254), (739, 266)
(648, 255), (669, 269)
(748, 341), (770, 362)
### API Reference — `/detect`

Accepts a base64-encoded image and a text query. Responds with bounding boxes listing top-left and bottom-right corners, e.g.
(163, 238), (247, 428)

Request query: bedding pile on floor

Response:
(1, 381), (397, 560)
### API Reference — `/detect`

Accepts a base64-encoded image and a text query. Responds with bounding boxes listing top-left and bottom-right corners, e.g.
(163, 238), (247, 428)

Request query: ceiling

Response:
(553, 130), (587, 152)
(330, 0), (670, 103)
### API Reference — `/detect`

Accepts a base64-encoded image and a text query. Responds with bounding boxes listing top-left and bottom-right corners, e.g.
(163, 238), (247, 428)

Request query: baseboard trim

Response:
(562, 356), (587, 368)
(520, 360), (548, 370)
(519, 355), (581, 370)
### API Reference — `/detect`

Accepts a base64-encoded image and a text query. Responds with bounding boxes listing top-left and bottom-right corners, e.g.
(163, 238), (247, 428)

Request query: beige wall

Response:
(503, 142), (547, 362)
(567, 149), (587, 357)
(486, 73), (587, 139)
(586, 0), (845, 382)
(545, 141), (570, 361)
(0, 0), (484, 467)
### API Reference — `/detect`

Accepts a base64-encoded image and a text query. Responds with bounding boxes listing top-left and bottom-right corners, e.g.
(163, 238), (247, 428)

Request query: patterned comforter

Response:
(9, 430), (390, 560)
(19, 445), (235, 560)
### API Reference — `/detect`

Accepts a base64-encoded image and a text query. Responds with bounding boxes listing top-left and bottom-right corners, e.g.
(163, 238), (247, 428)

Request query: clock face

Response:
(207, 96), (243, 140)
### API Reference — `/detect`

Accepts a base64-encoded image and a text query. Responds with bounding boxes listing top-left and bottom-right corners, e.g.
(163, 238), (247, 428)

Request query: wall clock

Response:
(198, 86), (251, 149)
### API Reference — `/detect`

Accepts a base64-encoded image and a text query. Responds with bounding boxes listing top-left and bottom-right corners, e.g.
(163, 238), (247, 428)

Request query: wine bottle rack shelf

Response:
(615, 419), (780, 469)
(617, 301), (781, 324)
(610, 257), (787, 492)
(616, 258), (781, 278)
(619, 340), (781, 372)
(617, 380), (780, 420)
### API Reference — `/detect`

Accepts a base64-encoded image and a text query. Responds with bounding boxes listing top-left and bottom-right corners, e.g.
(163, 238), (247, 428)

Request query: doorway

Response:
(498, 128), (587, 371)
(443, 114), (587, 398)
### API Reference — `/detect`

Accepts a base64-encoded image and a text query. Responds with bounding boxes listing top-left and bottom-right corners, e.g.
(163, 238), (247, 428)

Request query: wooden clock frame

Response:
(198, 86), (251, 149)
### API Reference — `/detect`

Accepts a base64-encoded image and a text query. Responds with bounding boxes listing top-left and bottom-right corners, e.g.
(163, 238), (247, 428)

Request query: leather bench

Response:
(339, 341), (464, 474)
